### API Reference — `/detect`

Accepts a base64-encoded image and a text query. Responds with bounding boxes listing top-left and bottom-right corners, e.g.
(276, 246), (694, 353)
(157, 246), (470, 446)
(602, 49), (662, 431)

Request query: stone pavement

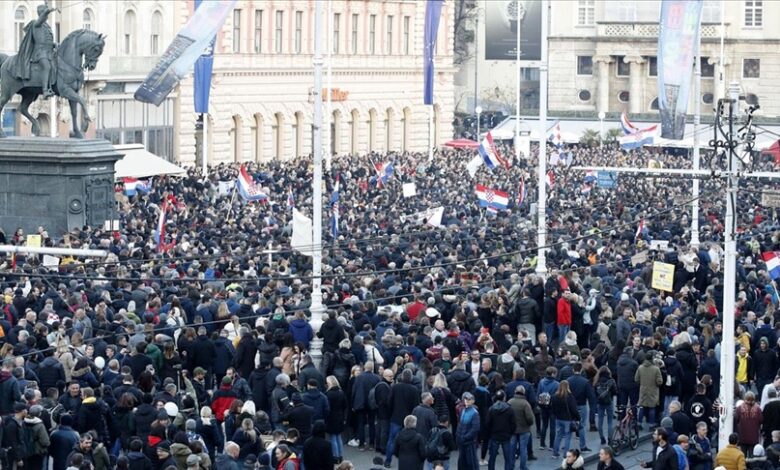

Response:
(337, 426), (654, 469)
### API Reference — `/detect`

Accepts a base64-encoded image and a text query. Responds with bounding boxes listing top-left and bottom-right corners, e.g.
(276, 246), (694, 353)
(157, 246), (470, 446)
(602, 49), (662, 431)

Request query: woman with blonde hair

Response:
(325, 375), (347, 463)
(196, 406), (223, 461)
(430, 372), (456, 425)
(231, 417), (262, 462)
(551, 380), (580, 459)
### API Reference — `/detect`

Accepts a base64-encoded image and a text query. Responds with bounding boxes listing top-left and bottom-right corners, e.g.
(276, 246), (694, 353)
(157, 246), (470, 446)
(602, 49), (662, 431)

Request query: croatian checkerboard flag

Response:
(236, 165), (268, 201)
(123, 178), (152, 196)
(373, 162), (394, 188)
(762, 252), (780, 280)
(475, 184), (509, 212)
(479, 132), (507, 170)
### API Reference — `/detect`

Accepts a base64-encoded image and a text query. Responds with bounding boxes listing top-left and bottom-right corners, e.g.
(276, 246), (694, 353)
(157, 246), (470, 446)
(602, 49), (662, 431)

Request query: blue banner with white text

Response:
(657, 0), (702, 140)
(423, 0), (443, 105)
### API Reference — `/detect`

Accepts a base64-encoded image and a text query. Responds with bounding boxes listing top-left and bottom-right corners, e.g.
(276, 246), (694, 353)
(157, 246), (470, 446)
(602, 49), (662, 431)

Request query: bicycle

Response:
(609, 405), (639, 455)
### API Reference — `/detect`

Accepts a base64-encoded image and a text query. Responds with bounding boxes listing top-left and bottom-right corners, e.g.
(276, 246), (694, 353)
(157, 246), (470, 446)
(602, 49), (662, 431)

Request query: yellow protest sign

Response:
(26, 234), (42, 248)
(651, 261), (675, 292)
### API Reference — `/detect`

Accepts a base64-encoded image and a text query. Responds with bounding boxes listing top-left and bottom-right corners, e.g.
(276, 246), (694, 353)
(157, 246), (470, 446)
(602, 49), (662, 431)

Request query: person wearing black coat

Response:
(392, 416), (427, 470)
(127, 439), (154, 470)
(263, 360), (282, 413)
(303, 420), (335, 470)
(37, 355), (66, 392)
(75, 389), (111, 445)
(1, 406), (26, 468)
(134, 394), (158, 441)
(385, 369), (421, 467)
(447, 363), (476, 401)
(616, 352), (639, 410)
(675, 342), (699, 405)
(324, 380), (347, 462)
(411, 393), (437, 440)
(485, 390), (516, 469)
(551, 381), (581, 459)
(282, 393), (315, 442)
(298, 356), (325, 392)
(322, 342), (355, 390)
(50, 415), (80, 470)
(232, 331), (257, 379)
(640, 427), (679, 470)
(318, 311), (345, 354)
(351, 367), (381, 449)
(248, 363), (270, 412)
(188, 330), (216, 380)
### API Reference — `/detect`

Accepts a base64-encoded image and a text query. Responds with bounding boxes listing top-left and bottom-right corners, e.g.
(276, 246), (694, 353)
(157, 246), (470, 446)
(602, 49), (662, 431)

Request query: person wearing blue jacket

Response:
(538, 366), (560, 451)
(457, 392), (481, 470)
(567, 363), (596, 452)
(289, 311), (314, 349)
(301, 379), (330, 422)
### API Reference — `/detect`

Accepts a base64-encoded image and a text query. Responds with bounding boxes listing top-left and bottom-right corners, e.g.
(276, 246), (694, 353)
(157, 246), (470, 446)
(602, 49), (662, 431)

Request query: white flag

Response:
(291, 208), (313, 256)
(467, 155), (483, 178)
(405, 206), (444, 227)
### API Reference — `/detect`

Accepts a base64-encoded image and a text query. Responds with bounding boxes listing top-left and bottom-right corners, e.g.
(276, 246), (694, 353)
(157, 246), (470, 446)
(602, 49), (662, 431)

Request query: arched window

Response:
(385, 108), (394, 151)
(402, 107), (411, 152)
(229, 115), (242, 162)
(273, 113), (285, 159)
(252, 114), (264, 162)
(15, 7), (27, 51)
(123, 10), (137, 55)
(151, 11), (163, 55)
(350, 110), (359, 154)
(83, 8), (93, 30)
(368, 109), (377, 152)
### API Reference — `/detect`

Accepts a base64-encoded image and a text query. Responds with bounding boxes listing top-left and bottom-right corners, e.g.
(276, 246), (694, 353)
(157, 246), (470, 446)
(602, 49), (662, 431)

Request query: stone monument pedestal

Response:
(0, 138), (121, 238)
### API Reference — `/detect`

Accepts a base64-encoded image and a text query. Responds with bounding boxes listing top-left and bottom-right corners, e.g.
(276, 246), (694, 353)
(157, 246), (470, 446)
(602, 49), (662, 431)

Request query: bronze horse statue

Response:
(0, 29), (105, 138)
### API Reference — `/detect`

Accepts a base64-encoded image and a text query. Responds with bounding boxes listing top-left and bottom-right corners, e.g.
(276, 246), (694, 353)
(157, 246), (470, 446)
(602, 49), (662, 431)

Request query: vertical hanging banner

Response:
(657, 0), (703, 140)
(135, 0), (237, 106)
(193, 0), (216, 114)
(423, 0), (444, 105)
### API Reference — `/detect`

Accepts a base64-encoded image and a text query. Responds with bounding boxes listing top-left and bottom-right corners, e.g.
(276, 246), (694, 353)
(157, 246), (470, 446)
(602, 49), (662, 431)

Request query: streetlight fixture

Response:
(475, 106), (483, 139)
(598, 111), (606, 147)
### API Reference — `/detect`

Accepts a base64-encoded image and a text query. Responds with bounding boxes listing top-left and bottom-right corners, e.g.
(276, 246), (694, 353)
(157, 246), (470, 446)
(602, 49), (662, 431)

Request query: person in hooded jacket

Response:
(24, 405), (50, 470)
(75, 387), (110, 445)
(322, 339), (356, 390)
(302, 378), (330, 422)
(616, 351), (639, 413)
(127, 438), (153, 470)
(37, 354), (66, 392)
(50, 414), (80, 470)
(232, 328), (257, 380)
(289, 311), (314, 349)
(486, 390), (515, 470)
(319, 311), (346, 355)
(303, 420), (334, 470)
(0, 358), (21, 415)
(457, 392), (481, 470)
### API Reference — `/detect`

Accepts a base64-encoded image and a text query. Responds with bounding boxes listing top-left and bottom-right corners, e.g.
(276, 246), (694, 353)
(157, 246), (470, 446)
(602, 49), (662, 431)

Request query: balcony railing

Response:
(596, 22), (721, 39)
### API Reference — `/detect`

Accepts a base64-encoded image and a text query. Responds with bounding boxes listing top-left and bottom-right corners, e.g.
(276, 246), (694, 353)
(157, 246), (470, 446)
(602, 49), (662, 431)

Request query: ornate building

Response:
(173, 0), (456, 165)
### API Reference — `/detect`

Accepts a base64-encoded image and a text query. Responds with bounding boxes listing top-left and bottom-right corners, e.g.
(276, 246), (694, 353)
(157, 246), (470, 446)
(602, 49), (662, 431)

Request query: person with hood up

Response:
(232, 327), (258, 380)
(23, 404), (50, 470)
(303, 420), (334, 470)
(391, 415), (426, 470)
(127, 438), (153, 470)
(561, 449), (585, 470)
(635, 352), (662, 430)
(322, 339), (356, 390)
(289, 311), (314, 349)
(485, 389), (515, 470)
(170, 431), (194, 469)
(318, 310), (345, 355)
(746, 444), (773, 470)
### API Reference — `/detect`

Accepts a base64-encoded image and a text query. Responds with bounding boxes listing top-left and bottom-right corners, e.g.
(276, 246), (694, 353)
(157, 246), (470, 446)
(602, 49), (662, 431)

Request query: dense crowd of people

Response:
(0, 142), (778, 470)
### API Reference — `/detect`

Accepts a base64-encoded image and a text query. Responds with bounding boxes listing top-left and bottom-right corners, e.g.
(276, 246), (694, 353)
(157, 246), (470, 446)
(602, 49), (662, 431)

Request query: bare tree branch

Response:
(453, 0), (478, 66)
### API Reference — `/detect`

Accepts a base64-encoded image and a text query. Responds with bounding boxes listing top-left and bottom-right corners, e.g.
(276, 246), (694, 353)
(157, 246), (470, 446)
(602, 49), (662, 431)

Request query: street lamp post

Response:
(598, 111), (605, 148)
(475, 106), (482, 139)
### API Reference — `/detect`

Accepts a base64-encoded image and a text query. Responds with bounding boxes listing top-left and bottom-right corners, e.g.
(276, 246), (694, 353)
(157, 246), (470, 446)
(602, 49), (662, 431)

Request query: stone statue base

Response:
(0, 137), (121, 238)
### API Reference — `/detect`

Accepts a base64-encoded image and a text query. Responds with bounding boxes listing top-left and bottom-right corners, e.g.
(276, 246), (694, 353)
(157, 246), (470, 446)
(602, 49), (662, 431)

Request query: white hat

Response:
(164, 402), (179, 418)
(425, 307), (440, 318)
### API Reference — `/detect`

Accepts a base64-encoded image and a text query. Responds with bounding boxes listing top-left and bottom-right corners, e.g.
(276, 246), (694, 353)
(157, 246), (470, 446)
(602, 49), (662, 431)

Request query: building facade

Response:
(174, 0), (456, 166)
(457, 0), (780, 118)
(0, 1), (176, 159)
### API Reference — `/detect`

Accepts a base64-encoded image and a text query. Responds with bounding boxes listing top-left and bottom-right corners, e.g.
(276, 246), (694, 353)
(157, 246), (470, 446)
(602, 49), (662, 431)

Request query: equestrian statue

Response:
(0, 1), (105, 138)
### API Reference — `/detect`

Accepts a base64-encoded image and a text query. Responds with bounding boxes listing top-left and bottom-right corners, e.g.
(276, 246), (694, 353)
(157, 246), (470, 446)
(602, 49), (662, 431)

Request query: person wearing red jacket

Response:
(557, 291), (573, 343)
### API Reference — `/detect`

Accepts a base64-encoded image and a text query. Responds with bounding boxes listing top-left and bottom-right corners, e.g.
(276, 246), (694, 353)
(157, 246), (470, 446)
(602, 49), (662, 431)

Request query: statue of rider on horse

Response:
(0, 1), (105, 138)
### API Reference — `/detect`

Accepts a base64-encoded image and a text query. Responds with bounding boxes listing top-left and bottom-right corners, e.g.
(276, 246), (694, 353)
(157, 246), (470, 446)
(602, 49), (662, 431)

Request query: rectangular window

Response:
(403, 16), (410, 55)
(577, 0), (595, 25)
(700, 57), (714, 77)
(648, 56), (657, 76)
(743, 58), (760, 78)
(333, 13), (340, 54)
(386, 15), (394, 54)
(351, 14), (358, 54)
(745, 0), (763, 27)
(254, 10), (263, 53)
(615, 56), (630, 76)
(232, 9), (241, 53)
(576, 56), (593, 75)
(369, 14), (376, 54)
(275, 11), (284, 53)
(294, 11), (302, 54)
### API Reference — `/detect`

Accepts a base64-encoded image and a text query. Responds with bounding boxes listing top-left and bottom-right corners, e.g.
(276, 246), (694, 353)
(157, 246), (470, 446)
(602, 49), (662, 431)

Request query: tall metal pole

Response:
(691, 35), (701, 246)
(717, 81), (740, 451)
(536, 0), (549, 276)
(202, 115), (208, 175)
(428, 105), (434, 161)
(514, 7), (521, 158)
(474, 15), (479, 114)
(309, 2), (325, 364)
(49, 0), (57, 137)
(326, 0), (333, 169)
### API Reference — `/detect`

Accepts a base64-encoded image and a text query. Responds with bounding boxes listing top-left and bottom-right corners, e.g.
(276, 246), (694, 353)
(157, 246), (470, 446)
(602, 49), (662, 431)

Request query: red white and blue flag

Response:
(762, 252), (780, 280)
(330, 174), (340, 238)
(372, 162), (395, 187)
(546, 170), (555, 189)
(620, 112), (640, 135)
(619, 112), (658, 150)
(635, 219), (645, 240)
(287, 189), (295, 211)
(475, 184), (509, 212)
(517, 178), (527, 205)
(123, 178), (152, 196)
(479, 132), (507, 170)
(236, 165), (268, 201)
(548, 121), (563, 148)
(155, 201), (174, 253)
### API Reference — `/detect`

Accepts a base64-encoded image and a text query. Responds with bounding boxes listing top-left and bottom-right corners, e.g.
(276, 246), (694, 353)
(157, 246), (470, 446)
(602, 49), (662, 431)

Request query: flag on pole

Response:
(423, 0), (444, 105)
(620, 112), (640, 135)
(548, 121), (563, 148)
(155, 201), (174, 253)
(761, 252), (780, 280)
(479, 131), (507, 170)
(236, 165), (268, 201)
(467, 155), (483, 178)
(635, 219), (645, 240)
(619, 128), (657, 150)
(583, 170), (597, 183)
(330, 174), (340, 238)
(475, 184), (509, 211)
(517, 178), (527, 205)
(287, 189), (295, 211)
(122, 178), (152, 196)
(546, 170), (555, 189)
(193, 0), (217, 114)
(372, 162), (394, 187)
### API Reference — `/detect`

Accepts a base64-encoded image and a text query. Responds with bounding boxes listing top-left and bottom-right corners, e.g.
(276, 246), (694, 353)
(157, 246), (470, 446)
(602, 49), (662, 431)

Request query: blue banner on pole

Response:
(194, 0), (215, 114)
(657, 0), (702, 140)
(135, 0), (236, 106)
(597, 171), (618, 188)
(423, 0), (444, 105)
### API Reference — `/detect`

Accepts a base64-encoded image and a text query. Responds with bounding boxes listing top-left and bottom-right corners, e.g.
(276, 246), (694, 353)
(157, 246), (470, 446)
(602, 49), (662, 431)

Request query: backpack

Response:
(367, 381), (387, 411)
(596, 379), (614, 406)
(425, 427), (449, 460)
(497, 356), (515, 382)
(21, 423), (39, 458)
(537, 392), (551, 407)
